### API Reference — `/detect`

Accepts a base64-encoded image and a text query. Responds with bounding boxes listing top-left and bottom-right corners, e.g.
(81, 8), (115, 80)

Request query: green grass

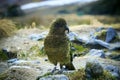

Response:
(29, 45), (45, 56)
(17, 44), (45, 59)
(72, 43), (88, 56)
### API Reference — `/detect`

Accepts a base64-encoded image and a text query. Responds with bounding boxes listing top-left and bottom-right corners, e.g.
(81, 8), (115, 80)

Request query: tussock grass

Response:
(0, 19), (16, 38)
(96, 15), (120, 30)
(12, 14), (93, 29)
(68, 68), (116, 80)
(96, 15), (120, 24)
(12, 13), (120, 30)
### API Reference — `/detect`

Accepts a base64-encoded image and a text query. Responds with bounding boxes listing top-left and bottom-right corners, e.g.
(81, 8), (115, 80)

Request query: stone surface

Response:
(67, 31), (79, 41)
(39, 74), (69, 80)
(85, 39), (110, 49)
(105, 28), (118, 43)
(0, 62), (8, 73)
(29, 31), (48, 41)
(86, 49), (105, 58)
(0, 66), (40, 80)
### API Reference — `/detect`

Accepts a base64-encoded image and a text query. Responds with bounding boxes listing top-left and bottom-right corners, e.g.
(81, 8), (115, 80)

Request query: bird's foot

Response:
(58, 66), (68, 74)
(51, 66), (58, 74)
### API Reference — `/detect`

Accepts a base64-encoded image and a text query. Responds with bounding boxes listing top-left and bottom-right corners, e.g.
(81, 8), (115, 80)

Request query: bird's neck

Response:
(49, 31), (66, 36)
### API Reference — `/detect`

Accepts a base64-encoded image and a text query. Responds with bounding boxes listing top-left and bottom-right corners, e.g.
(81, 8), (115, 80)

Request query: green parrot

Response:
(44, 18), (75, 71)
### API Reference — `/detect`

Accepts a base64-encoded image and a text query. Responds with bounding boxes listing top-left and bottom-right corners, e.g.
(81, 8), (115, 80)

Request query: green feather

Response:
(44, 18), (75, 70)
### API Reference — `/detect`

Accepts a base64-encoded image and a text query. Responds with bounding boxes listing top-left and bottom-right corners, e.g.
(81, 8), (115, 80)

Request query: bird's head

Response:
(49, 18), (69, 35)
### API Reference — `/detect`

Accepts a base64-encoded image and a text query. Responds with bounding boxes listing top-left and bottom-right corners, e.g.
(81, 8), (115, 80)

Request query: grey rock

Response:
(85, 38), (110, 49)
(7, 59), (28, 66)
(94, 39), (110, 48)
(67, 31), (79, 41)
(39, 74), (69, 80)
(86, 49), (105, 58)
(71, 36), (86, 46)
(0, 62), (8, 73)
(29, 31), (48, 41)
(105, 28), (117, 43)
(7, 58), (18, 63)
(2, 66), (40, 80)
(87, 40), (120, 50)
(109, 42), (120, 50)
(85, 61), (103, 78)
(104, 65), (120, 78)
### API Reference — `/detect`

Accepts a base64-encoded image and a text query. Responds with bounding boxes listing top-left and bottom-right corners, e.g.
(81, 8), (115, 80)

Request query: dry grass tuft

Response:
(0, 19), (16, 38)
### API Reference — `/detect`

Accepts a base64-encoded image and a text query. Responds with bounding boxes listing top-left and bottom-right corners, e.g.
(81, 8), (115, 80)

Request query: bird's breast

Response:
(44, 35), (69, 48)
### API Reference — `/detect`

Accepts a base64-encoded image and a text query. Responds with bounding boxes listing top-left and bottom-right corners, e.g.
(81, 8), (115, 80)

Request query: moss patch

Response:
(94, 30), (107, 41)
(0, 49), (8, 61)
(72, 43), (88, 56)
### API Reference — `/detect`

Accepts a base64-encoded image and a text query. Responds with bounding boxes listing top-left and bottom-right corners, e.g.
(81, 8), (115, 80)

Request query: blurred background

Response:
(0, 0), (120, 29)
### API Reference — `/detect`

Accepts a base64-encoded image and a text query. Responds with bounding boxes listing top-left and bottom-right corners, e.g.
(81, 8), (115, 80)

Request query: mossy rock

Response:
(0, 50), (8, 61)
(0, 19), (16, 38)
(68, 68), (116, 80)
(94, 30), (107, 41)
(85, 61), (104, 78)
(94, 30), (119, 43)
(0, 66), (39, 80)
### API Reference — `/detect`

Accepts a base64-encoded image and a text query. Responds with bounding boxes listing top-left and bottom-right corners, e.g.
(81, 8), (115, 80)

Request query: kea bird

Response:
(44, 18), (75, 72)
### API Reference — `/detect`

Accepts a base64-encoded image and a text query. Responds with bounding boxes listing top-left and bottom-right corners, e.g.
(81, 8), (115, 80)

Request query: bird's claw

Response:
(51, 67), (57, 74)
(51, 66), (67, 74)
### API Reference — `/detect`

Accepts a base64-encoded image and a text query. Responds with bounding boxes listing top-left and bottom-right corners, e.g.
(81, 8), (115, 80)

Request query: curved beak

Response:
(65, 26), (69, 33)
